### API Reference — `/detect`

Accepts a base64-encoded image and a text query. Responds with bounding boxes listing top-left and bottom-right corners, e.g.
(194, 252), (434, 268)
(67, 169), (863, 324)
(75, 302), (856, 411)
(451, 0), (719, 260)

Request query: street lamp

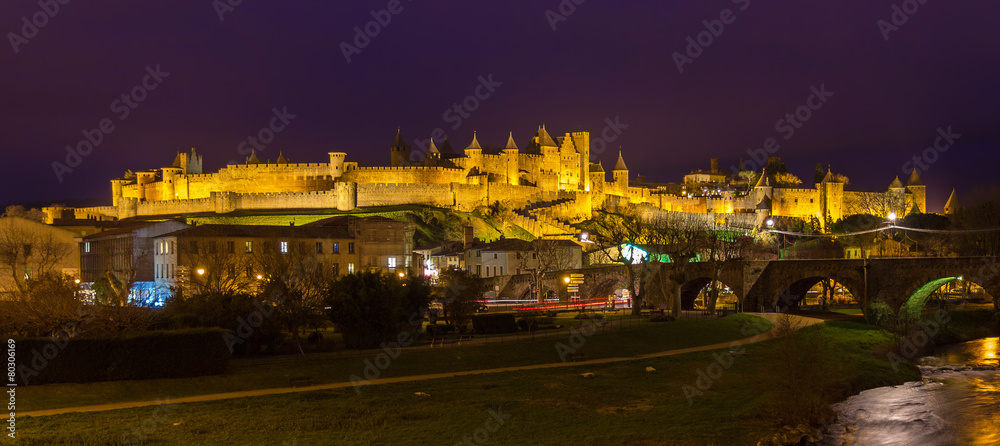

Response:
(564, 277), (570, 284)
(196, 268), (205, 275)
(256, 274), (263, 280)
(888, 212), (897, 224)
(766, 218), (774, 228)
(399, 272), (405, 278)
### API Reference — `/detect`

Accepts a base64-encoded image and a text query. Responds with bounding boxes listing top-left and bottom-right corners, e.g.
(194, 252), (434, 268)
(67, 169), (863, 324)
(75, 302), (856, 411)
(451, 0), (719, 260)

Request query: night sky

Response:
(2, 0), (999, 212)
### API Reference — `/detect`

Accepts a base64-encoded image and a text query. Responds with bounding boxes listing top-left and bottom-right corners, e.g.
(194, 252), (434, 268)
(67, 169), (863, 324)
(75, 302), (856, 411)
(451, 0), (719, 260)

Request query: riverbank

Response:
(16, 315), (920, 445)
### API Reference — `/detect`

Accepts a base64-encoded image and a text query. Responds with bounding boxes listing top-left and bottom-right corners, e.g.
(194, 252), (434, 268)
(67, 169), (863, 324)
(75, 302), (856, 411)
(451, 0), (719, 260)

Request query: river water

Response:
(821, 337), (1000, 446)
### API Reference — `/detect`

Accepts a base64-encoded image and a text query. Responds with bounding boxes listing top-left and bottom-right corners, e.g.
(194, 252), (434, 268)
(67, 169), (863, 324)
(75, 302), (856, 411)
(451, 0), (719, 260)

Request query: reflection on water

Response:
(822, 338), (1000, 446)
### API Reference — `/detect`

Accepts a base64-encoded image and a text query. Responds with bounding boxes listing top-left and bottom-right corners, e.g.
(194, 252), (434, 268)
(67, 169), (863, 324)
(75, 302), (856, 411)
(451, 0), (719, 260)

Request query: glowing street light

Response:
(398, 272), (405, 278)
(256, 274), (263, 280)
(196, 268), (205, 275)
(766, 218), (774, 228)
(888, 212), (897, 223)
(564, 277), (570, 284)
(74, 278), (81, 284)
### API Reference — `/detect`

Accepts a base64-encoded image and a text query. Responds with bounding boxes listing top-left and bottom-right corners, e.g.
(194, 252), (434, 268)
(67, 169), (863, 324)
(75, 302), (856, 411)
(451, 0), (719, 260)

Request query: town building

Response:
(0, 217), (82, 297)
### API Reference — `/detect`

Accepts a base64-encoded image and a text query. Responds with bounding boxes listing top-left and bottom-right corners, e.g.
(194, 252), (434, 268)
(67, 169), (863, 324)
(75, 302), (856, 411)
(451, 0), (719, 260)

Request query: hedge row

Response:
(472, 313), (518, 334)
(12, 328), (231, 385)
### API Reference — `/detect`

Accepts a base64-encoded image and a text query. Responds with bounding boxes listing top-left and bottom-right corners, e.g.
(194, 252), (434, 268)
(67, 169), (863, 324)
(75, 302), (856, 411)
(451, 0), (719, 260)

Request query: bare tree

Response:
(180, 240), (255, 295)
(516, 238), (578, 302)
(582, 203), (649, 314)
(253, 239), (333, 350)
(0, 218), (73, 294)
(844, 192), (905, 218)
(645, 212), (712, 317)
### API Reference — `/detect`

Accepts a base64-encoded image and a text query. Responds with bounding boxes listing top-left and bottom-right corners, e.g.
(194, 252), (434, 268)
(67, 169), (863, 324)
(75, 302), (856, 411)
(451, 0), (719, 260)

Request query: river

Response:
(820, 337), (1000, 445)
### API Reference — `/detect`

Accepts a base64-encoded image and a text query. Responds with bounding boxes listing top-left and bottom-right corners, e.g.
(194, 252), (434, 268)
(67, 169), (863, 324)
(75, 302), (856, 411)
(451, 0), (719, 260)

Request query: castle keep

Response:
(49, 126), (929, 236)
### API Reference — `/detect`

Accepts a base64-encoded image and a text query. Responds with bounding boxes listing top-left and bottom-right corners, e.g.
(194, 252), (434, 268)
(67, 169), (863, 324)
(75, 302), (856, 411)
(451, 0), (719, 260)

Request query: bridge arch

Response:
(775, 276), (861, 312)
(679, 277), (740, 311)
(898, 276), (998, 318)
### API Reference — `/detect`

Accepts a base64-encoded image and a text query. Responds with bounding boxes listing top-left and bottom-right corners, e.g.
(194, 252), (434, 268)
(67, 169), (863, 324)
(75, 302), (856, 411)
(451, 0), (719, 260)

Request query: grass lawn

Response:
(18, 315), (768, 413)
(18, 319), (915, 445)
(830, 308), (863, 315)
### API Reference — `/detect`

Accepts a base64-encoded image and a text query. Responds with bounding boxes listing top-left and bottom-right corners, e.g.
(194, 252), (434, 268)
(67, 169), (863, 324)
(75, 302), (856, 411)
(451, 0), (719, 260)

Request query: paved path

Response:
(22, 313), (823, 418)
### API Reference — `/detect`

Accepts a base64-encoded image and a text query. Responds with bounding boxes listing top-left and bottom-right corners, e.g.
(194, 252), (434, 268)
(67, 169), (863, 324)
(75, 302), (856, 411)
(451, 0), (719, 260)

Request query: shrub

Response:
(472, 313), (518, 334)
(13, 328), (231, 385)
(574, 312), (604, 320)
(649, 314), (675, 322)
(425, 324), (456, 336)
(325, 272), (430, 350)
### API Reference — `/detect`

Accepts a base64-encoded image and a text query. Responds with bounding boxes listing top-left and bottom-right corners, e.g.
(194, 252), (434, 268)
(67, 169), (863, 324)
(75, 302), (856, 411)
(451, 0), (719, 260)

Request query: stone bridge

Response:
(521, 257), (1000, 315)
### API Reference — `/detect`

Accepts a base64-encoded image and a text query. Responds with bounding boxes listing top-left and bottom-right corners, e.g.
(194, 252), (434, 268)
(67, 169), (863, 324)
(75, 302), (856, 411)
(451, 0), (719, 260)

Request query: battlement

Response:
(345, 165), (462, 172)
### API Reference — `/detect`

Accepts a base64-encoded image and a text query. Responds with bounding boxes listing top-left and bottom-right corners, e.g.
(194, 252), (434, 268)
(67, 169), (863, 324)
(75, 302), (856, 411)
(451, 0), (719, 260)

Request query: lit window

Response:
(348, 263), (355, 273)
(84, 242), (91, 253)
(333, 242), (340, 254)
(388, 257), (396, 268)
(245, 241), (253, 253)
(280, 241), (289, 253)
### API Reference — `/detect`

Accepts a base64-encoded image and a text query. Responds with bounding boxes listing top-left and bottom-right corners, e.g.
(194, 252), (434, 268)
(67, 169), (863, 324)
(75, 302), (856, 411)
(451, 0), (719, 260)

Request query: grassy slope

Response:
(19, 315), (766, 412)
(19, 318), (919, 445)
(184, 204), (533, 245)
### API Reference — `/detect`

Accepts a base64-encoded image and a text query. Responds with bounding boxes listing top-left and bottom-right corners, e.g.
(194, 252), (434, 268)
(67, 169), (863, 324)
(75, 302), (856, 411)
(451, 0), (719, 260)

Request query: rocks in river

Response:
(756, 424), (824, 446)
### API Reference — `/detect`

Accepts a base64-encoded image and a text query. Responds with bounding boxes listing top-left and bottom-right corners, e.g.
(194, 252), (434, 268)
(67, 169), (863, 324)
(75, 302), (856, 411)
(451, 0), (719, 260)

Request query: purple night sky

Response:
(2, 0), (998, 211)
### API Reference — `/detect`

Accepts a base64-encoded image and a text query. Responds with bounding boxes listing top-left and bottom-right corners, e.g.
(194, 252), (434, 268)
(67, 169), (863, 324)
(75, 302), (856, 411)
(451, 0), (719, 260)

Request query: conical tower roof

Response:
(391, 126), (409, 148)
(427, 138), (440, 155)
(466, 131), (482, 150)
(276, 151), (289, 164)
(907, 167), (924, 186)
(172, 151), (183, 168)
(889, 176), (903, 189)
(591, 161), (605, 173)
(247, 151), (261, 164)
(504, 132), (518, 150)
(613, 151), (628, 171)
(757, 196), (773, 210)
(944, 188), (960, 214)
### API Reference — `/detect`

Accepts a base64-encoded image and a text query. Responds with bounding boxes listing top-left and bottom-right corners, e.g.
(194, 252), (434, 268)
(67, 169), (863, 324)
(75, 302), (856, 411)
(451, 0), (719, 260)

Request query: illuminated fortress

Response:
(48, 126), (928, 236)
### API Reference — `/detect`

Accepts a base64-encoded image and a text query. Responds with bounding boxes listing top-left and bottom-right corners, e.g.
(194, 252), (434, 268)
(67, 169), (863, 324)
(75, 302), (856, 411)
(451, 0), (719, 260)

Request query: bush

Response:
(325, 272), (430, 350)
(574, 312), (604, 320)
(472, 313), (518, 334)
(649, 314), (675, 322)
(425, 324), (456, 336)
(13, 328), (231, 385)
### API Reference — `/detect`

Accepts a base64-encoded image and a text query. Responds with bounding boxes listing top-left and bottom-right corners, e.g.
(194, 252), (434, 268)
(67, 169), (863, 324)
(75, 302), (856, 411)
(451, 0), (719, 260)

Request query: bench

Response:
(288, 376), (315, 387)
